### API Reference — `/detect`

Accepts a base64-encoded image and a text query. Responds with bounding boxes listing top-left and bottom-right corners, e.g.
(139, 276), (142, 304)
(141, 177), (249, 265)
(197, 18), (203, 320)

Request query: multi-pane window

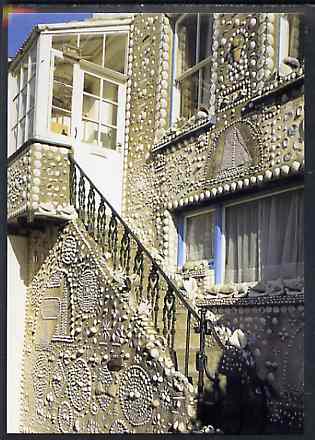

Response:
(175, 14), (213, 119)
(279, 14), (304, 76)
(11, 42), (37, 150)
(51, 32), (127, 73)
(50, 54), (73, 136)
(180, 188), (304, 284)
(48, 32), (127, 150)
(82, 72), (119, 149)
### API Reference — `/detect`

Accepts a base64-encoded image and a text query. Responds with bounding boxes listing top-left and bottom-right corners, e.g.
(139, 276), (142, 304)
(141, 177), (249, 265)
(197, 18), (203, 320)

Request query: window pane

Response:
(198, 14), (212, 62)
(259, 190), (304, 280)
(51, 108), (71, 136)
(21, 57), (28, 89)
(53, 57), (73, 87)
(83, 95), (100, 122)
(101, 101), (117, 126)
(104, 34), (127, 73)
(225, 200), (259, 283)
(20, 87), (27, 118)
(27, 110), (34, 139)
(225, 190), (304, 283)
(84, 73), (101, 96)
(200, 64), (211, 109)
(52, 34), (78, 52)
(103, 80), (118, 102)
(18, 118), (25, 146)
(52, 82), (72, 112)
(179, 71), (199, 119)
(79, 34), (104, 66)
(186, 212), (214, 262)
(100, 125), (117, 149)
(82, 120), (99, 144)
(29, 43), (37, 77)
(12, 97), (19, 129)
(177, 15), (197, 74)
(29, 77), (35, 110)
(13, 127), (18, 149)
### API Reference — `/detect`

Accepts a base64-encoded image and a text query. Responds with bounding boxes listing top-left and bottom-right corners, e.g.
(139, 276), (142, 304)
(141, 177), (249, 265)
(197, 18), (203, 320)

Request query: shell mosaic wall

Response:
(8, 143), (74, 223)
(203, 297), (304, 431)
(123, 12), (304, 267)
(20, 220), (196, 433)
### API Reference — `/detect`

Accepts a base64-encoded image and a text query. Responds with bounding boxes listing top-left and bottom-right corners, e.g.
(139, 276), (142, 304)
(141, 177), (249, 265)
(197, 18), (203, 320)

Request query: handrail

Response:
(69, 154), (200, 321)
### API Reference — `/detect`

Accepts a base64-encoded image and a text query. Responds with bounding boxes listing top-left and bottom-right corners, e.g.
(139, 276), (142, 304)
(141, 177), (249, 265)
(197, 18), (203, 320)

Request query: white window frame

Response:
(10, 40), (37, 151)
(43, 30), (128, 153)
(171, 13), (213, 124)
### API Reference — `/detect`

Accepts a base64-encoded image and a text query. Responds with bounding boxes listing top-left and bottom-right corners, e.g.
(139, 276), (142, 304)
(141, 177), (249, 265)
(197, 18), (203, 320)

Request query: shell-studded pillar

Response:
(211, 13), (279, 112)
(122, 14), (172, 249)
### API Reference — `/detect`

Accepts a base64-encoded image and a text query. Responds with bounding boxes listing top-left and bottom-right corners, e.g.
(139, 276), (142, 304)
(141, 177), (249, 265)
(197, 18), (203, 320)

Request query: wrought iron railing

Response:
(69, 155), (223, 388)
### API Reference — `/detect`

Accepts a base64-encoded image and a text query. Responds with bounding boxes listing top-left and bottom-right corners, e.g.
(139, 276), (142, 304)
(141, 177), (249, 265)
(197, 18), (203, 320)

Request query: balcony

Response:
(8, 141), (75, 226)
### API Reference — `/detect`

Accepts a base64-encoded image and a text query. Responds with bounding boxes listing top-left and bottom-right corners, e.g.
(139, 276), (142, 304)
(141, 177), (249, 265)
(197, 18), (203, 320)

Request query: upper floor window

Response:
(278, 14), (304, 77)
(174, 14), (213, 120)
(10, 42), (37, 150)
(178, 187), (304, 285)
(48, 31), (127, 150)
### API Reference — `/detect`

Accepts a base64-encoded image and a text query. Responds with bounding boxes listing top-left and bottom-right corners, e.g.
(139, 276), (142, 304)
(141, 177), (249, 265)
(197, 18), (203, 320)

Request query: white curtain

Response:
(186, 212), (214, 261)
(225, 190), (304, 283)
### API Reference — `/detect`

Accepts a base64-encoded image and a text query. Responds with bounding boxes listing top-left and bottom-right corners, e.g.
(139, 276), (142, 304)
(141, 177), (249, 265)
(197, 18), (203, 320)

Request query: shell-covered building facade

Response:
(7, 12), (304, 434)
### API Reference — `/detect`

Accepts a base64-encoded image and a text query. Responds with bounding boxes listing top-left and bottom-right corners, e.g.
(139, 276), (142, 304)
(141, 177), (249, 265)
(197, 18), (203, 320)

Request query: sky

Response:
(8, 12), (93, 58)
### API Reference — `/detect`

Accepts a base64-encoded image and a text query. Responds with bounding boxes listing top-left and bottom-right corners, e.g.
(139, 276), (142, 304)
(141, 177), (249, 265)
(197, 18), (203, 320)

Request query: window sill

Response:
(152, 116), (215, 153)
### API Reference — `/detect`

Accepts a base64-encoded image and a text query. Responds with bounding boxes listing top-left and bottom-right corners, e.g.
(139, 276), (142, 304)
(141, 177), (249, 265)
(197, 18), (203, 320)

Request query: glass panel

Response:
(83, 73), (101, 96)
(50, 108), (71, 136)
(177, 14), (197, 74)
(20, 87), (27, 118)
(186, 212), (214, 261)
(53, 57), (73, 87)
(18, 118), (25, 146)
(21, 57), (28, 89)
(101, 101), (117, 126)
(225, 190), (304, 283)
(104, 34), (127, 73)
(13, 126), (18, 149)
(12, 97), (19, 129)
(100, 125), (117, 149)
(200, 64), (211, 109)
(82, 120), (99, 144)
(79, 34), (104, 66)
(52, 82), (72, 112)
(83, 95), (100, 122)
(198, 14), (212, 62)
(29, 77), (35, 110)
(179, 70), (199, 119)
(102, 80), (118, 102)
(27, 110), (34, 139)
(52, 34), (78, 52)
(15, 70), (20, 95)
(29, 43), (37, 78)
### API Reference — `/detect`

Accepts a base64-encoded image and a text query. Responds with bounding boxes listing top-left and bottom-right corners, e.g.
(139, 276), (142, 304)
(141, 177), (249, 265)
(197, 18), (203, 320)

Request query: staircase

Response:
(69, 156), (224, 393)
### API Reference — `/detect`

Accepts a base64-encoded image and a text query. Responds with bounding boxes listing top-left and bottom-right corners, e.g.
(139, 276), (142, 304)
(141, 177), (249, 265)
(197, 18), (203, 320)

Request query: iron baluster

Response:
(197, 308), (207, 395)
(69, 159), (77, 208)
(133, 246), (144, 303)
(78, 173), (86, 224)
(119, 228), (131, 275)
(147, 263), (160, 326)
(163, 287), (176, 349)
(96, 201), (106, 252)
(185, 310), (191, 378)
(108, 213), (118, 269)
(86, 185), (96, 236)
